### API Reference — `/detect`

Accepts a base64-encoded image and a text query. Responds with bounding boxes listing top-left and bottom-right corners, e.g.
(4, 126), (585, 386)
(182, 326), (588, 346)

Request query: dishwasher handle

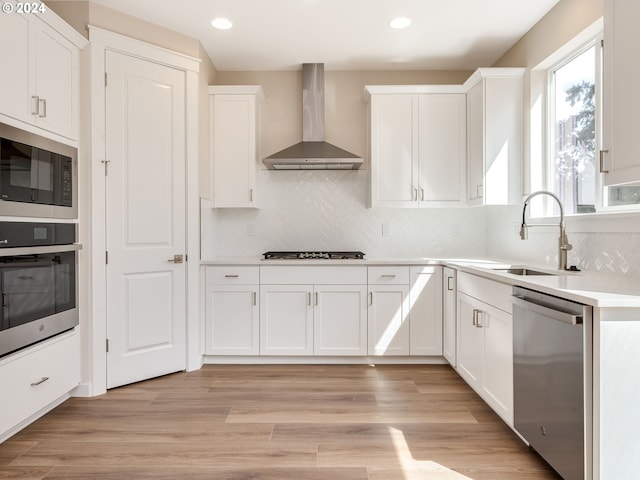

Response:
(511, 295), (582, 325)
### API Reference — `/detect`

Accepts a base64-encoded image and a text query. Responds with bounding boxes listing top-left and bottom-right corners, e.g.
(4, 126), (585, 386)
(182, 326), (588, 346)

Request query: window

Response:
(548, 42), (599, 215)
(545, 32), (640, 215)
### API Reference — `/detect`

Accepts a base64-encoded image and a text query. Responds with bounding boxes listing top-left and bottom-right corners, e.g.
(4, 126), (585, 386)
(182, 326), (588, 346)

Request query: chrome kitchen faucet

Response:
(519, 190), (573, 271)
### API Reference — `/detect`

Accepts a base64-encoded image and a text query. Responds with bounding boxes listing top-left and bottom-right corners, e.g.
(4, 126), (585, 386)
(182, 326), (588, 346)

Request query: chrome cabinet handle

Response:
(168, 254), (183, 264)
(381, 274), (396, 278)
(308, 292), (312, 306)
(253, 292), (257, 306)
(224, 274), (239, 278)
(476, 311), (484, 328)
(315, 292), (318, 305)
(477, 184), (483, 198)
(369, 292), (373, 305)
(413, 187), (418, 201)
(38, 98), (47, 118)
(472, 309), (478, 326)
(600, 149), (610, 174)
(447, 276), (454, 291)
(31, 376), (49, 387)
(31, 95), (40, 115)
(420, 187), (424, 201)
(250, 189), (254, 201)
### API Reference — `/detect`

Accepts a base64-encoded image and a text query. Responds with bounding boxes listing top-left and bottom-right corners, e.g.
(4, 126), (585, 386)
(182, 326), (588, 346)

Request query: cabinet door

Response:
(482, 303), (513, 425)
(211, 94), (257, 207)
(260, 285), (313, 355)
(442, 267), (457, 366)
(603, 0), (640, 185)
(409, 266), (443, 355)
(314, 285), (367, 356)
(0, 10), (31, 123)
(369, 94), (417, 207)
(456, 292), (484, 389)
(368, 285), (410, 356)
(206, 285), (259, 355)
(467, 81), (485, 203)
(33, 21), (76, 139)
(418, 94), (466, 205)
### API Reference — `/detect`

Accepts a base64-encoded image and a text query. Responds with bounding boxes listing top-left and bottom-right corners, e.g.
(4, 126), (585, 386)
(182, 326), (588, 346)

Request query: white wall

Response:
(203, 170), (487, 259)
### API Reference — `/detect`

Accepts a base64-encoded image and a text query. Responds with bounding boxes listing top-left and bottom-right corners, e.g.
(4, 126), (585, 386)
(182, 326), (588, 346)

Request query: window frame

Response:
(544, 35), (604, 216)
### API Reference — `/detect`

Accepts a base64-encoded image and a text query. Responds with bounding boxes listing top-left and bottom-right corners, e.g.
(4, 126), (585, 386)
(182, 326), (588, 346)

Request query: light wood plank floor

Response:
(0, 364), (561, 479)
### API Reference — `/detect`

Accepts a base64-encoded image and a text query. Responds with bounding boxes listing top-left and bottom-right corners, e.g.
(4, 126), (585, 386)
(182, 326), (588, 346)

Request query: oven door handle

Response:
(511, 295), (582, 325)
(0, 243), (82, 257)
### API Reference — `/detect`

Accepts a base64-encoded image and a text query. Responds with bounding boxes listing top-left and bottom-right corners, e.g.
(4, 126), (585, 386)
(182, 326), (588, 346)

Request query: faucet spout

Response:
(520, 190), (572, 271)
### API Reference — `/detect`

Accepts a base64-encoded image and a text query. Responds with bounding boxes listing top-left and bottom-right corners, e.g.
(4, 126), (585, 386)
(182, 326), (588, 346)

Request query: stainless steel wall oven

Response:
(0, 222), (79, 357)
(0, 123), (77, 219)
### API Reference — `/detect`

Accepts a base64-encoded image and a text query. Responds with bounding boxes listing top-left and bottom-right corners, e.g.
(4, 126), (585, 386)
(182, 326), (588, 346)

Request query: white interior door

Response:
(105, 50), (186, 389)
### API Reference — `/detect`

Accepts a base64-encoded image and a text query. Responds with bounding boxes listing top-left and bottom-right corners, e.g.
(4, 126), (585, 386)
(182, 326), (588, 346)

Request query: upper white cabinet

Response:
(602, 0), (640, 185)
(209, 86), (263, 208)
(0, 2), (84, 141)
(464, 68), (524, 205)
(365, 86), (466, 208)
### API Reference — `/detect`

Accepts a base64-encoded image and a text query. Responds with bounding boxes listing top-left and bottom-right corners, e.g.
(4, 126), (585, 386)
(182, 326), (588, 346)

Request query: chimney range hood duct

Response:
(263, 63), (363, 170)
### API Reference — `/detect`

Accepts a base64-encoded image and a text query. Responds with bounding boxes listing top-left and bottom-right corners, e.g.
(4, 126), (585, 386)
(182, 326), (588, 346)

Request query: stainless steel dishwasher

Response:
(512, 286), (592, 480)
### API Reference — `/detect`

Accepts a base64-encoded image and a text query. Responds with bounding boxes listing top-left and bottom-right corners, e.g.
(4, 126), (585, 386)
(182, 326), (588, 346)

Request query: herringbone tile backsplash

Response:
(203, 170), (487, 259)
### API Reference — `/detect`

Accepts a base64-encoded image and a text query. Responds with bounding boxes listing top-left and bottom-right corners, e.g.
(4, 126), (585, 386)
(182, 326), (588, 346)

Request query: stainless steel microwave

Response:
(0, 123), (77, 219)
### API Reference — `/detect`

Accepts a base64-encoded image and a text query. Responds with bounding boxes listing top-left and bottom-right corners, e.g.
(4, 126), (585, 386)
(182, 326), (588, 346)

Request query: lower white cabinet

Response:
(442, 267), (457, 366)
(205, 264), (444, 359)
(368, 266), (410, 356)
(260, 285), (314, 355)
(456, 272), (513, 425)
(409, 266), (443, 356)
(313, 285), (367, 356)
(259, 266), (368, 356)
(205, 267), (259, 355)
(0, 331), (80, 437)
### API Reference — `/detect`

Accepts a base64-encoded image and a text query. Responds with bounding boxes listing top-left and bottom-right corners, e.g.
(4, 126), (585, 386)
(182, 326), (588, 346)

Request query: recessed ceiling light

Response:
(389, 17), (411, 29)
(211, 17), (233, 30)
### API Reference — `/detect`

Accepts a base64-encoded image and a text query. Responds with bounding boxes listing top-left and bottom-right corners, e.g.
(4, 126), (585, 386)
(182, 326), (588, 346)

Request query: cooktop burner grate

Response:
(262, 251), (365, 260)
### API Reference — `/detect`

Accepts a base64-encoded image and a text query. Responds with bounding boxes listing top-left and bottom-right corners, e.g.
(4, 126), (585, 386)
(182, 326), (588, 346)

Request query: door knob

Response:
(168, 254), (184, 264)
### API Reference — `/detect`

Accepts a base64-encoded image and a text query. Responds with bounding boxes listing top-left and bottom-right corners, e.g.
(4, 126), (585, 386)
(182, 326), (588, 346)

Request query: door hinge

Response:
(105, 72), (108, 87)
(105, 251), (109, 264)
(106, 338), (109, 352)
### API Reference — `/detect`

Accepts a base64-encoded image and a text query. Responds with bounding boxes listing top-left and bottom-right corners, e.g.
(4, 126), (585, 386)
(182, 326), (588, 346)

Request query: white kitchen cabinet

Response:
(601, 0), (640, 185)
(0, 3), (84, 141)
(456, 272), (513, 426)
(260, 284), (314, 355)
(209, 86), (263, 208)
(365, 86), (466, 208)
(313, 285), (367, 355)
(409, 266), (443, 356)
(442, 267), (457, 366)
(0, 330), (80, 439)
(367, 267), (410, 355)
(260, 266), (368, 356)
(464, 68), (524, 206)
(205, 267), (259, 355)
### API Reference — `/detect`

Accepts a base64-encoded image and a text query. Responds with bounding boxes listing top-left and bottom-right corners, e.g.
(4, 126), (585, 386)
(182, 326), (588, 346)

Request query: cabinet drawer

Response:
(457, 271), (511, 314)
(368, 266), (410, 285)
(0, 331), (80, 435)
(207, 266), (260, 285)
(260, 266), (367, 285)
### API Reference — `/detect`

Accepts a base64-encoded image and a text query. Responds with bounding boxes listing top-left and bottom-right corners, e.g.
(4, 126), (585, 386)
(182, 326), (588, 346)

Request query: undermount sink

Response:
(492, 267), (557, 276)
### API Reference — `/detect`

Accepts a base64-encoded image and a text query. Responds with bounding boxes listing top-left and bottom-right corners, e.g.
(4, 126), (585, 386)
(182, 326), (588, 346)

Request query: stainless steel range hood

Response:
(263, 63), (362, 170)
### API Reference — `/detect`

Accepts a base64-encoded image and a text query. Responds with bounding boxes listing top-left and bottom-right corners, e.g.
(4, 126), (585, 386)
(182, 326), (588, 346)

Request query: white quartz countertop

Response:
(202, 256), (640, 308)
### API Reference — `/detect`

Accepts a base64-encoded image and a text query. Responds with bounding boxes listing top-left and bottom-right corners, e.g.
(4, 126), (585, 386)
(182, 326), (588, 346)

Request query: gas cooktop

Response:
(262, 251), (365, 260)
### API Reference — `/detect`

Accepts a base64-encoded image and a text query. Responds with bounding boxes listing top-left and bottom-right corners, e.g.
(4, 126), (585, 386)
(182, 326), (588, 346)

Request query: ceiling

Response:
(90, 0), (561, 71)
